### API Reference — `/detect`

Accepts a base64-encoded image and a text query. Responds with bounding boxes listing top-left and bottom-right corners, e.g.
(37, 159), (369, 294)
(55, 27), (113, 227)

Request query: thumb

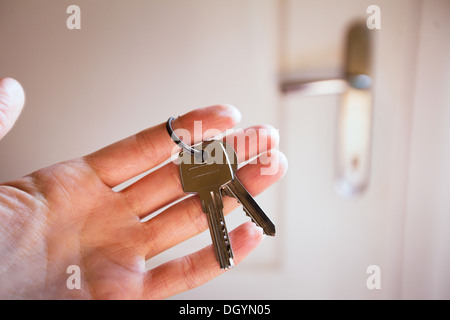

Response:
(0, 77), (25, 140)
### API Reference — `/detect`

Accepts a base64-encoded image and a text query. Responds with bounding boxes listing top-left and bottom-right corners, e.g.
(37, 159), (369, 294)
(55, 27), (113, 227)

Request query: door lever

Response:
(281, 22), (374, 197)
(281, 22), (372, 95)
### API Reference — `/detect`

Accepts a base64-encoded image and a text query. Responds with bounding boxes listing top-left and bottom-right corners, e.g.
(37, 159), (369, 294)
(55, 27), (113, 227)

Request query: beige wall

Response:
(0, 0), (278, 181)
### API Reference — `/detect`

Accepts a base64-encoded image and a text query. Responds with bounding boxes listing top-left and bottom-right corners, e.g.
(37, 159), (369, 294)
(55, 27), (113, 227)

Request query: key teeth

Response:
(243, 206), (258, 225)
(222, 187), (237, 201)
(243, 207), (276, 236)
(224, 186), (276, 236)
(217, 210), (234, 268)
(246, 212), (258, 226)
(223, 186), (242, 205)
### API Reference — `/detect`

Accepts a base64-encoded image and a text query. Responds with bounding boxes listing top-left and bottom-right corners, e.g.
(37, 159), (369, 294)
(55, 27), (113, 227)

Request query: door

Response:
(277, 0), (420, 299)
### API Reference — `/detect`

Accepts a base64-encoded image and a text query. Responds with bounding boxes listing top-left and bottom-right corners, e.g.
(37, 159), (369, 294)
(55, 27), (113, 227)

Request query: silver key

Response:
(221, 142), (276, 236)
(179, 140), (235, 269)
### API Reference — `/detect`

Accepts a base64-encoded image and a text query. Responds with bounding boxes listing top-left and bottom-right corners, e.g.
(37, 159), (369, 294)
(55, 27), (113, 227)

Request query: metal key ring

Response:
(166, 117), (204, 158)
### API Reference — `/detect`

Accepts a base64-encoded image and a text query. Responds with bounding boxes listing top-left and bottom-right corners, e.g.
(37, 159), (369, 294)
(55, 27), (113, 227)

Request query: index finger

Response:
(84, 105), (241, 188)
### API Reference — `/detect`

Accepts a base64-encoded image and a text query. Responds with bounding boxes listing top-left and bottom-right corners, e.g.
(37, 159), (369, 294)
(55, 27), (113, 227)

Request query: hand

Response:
(0, 77), (287, 299)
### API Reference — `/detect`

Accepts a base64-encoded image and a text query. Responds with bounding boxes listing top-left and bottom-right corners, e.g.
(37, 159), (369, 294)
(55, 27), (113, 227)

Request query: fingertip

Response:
(232, 221), (265, 265)
(212, 104), (242, 127)
(252, 123), (280, 149)
(0, 77), (25, 139)
(253, 149), (288, 179)
(0, 77), (25, 106)
(273, 149), (288, 178)
(265, 124), (280, 147)
(243, 221), (265, 246)
(175, 104), (241, 139)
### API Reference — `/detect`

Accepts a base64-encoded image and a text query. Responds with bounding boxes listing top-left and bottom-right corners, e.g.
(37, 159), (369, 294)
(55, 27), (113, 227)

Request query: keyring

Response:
(166, 117), (204, 159)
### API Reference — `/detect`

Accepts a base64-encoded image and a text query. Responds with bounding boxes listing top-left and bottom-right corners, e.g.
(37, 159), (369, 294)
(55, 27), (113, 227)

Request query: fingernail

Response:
(221, 104), (242, 124)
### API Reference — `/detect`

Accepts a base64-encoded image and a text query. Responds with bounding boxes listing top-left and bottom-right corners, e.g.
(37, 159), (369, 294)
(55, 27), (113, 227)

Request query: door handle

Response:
(281, 22), (373, 197)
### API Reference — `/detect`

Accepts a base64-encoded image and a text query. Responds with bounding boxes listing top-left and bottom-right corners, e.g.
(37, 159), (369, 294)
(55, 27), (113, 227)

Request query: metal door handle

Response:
(281, 22), (374, 197)
(281, 22), (372, 94)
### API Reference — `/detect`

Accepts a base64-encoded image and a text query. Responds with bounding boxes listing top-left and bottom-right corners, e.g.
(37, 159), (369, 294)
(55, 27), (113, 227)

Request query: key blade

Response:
(199, 190), (234, 270)
(224, 178), (276, 236)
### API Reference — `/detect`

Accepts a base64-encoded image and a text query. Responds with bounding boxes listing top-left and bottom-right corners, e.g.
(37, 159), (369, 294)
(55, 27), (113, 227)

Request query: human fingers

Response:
(121, 124), (279, 219)
(142, 150), (287, 259)
(143, 221), (263, 299)
(85, 104), (241, 188)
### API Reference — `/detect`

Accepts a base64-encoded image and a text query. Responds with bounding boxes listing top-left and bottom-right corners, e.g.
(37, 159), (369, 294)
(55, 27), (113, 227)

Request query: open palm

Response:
(0, 78), (287, 299)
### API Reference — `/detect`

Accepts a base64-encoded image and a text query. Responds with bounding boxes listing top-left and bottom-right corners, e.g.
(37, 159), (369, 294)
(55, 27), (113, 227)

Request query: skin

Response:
(0, 77), (287, 299)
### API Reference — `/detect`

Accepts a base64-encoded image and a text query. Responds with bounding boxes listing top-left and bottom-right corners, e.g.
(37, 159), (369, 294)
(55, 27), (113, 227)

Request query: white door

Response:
(276, 0), (419, 299)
